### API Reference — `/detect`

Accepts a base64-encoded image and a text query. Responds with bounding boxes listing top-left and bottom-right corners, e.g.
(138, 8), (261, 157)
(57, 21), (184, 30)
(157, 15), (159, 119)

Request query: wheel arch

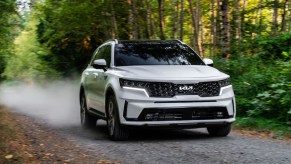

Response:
(105, 86), (118, 118)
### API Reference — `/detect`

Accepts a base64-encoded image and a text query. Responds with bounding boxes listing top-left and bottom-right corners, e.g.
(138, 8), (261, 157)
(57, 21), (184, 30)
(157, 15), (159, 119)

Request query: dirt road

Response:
(1, 83), (290, 163)
(14, 112), (291, 164)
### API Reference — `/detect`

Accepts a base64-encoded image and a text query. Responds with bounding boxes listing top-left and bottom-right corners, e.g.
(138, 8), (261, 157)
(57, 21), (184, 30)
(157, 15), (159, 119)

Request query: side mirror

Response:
(92, 59), (107, 71)
(203, 58), (214, 67)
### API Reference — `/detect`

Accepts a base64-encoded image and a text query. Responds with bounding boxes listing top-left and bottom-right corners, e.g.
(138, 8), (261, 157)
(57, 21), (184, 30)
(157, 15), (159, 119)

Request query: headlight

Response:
(119, 78), (149, 97)
(219, 78), (231, 87)
(119, 78), (148, 88)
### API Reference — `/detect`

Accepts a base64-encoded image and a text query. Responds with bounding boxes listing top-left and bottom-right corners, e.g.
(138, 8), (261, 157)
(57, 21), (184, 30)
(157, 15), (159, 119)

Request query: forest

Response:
(0, 0), (290, 135)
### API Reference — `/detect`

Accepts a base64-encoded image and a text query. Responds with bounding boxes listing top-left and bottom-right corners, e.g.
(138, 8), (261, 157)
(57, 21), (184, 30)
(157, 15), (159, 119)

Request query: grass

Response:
(234, 117), (291, 139)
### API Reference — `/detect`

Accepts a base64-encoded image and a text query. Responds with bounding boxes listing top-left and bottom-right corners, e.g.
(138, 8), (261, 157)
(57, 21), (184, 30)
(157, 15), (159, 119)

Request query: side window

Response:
(91, 46), (106, 66)
(94, 47), (105, 61)
(90, 44), (111, 67)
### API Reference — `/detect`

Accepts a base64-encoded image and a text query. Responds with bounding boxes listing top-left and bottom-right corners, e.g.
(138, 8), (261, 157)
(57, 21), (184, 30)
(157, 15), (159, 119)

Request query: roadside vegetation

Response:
(0, 0), (290, 139)
(215, 33), (291, 137)
(0, 106), (27, 163)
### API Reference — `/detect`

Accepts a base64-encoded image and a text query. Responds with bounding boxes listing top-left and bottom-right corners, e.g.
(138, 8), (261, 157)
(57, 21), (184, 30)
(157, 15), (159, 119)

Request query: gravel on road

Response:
(18, 115), (290, 164)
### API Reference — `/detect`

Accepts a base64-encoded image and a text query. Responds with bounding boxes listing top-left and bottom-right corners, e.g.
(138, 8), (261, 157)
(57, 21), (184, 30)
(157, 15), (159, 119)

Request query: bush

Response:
(215, 33), (291, 124)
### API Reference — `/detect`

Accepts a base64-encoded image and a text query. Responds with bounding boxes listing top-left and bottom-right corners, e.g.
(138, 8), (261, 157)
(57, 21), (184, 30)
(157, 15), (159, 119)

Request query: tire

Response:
(207, 124), (232, 137)
(80, 93), (97, 128)
(106, 95), (129, 141)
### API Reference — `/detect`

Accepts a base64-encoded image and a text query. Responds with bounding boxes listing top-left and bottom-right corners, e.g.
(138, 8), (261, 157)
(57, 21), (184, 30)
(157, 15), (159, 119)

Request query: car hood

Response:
(113, 65), (228, 81)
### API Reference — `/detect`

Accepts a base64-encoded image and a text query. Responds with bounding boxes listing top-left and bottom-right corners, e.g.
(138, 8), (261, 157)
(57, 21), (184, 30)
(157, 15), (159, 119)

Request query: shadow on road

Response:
(60, 120), (214, 142)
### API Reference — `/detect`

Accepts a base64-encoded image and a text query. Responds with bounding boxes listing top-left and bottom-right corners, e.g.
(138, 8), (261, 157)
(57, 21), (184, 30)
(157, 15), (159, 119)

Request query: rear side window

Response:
(114, 43), (204, 66)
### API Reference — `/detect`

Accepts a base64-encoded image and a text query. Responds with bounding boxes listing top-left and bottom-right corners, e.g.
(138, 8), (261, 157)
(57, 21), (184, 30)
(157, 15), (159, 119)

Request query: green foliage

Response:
(0, 0), (18, 81)
(216, 33), (291, 124)
(249, 61), (290, 121)
(249, 33), (291, 59)
(235, 117), (291, 138)
(34, 0), (131, 76)
(3, 17), (59, 82)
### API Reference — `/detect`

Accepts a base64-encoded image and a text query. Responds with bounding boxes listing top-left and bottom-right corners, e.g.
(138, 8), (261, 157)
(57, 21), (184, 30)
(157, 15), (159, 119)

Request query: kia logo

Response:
(179, 85), (193, 91)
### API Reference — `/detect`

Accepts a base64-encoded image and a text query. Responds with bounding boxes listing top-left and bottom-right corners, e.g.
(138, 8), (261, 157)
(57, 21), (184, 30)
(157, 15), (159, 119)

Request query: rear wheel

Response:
(106, 95), (129, 141)
(207, 124), (232, 137)
(80, 93), (97, 128)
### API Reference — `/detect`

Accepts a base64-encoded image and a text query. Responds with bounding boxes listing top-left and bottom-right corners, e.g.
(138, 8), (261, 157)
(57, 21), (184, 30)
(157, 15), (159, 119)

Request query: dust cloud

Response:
(0, 80), (81, 127)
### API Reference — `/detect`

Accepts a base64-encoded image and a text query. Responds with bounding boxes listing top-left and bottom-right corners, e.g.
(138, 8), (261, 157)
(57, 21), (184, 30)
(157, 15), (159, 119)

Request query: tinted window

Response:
(114, 43), (204, 66)
(91, 45), (111, 67)
(91, 47), (105, 65)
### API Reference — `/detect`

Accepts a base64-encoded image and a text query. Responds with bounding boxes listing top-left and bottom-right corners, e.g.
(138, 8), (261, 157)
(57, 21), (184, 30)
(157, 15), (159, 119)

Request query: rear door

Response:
(88, 44), (111, 115)
(86, 46), (106, 111)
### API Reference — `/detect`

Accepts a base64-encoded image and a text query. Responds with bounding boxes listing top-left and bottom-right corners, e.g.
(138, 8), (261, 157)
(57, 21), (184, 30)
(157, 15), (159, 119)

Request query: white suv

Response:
(80, 40), (236, 140)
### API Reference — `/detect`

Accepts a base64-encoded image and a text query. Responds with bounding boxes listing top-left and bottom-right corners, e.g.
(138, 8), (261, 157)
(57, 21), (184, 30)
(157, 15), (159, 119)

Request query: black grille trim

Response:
(137, 107), (231, 121)
(145, 81), (220, 97)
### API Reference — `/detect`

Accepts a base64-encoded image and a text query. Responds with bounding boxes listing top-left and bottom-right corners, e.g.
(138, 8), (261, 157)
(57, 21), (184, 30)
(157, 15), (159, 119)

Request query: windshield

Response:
(114, 43), (205, 66)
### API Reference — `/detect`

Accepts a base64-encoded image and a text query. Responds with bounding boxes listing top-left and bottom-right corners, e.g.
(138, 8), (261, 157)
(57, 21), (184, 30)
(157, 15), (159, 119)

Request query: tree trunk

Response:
(241, 0), (247, 39)
(200, 15), (205, 58)
(220, 0), (230, 59)
(142, 0), (150, 39)
(196, 0), (203, 57)
(179, 0), (184, 41)
(188, 0), (199, 52)
(216, 0), (221, 49)
(272, 0), (279, 34)
(128, 0), (138, 39)
(281, 0), (288, 32)
(211, 0), (216, 48)
(235, 0), (241, 40)
(158, 0), (165, 40)
(146, 0), (157, 39)
(256, 0), (263, 35)
(110, 1), (118, 39)
(188, 0), (203, 56)
(170, 0), (178, 39)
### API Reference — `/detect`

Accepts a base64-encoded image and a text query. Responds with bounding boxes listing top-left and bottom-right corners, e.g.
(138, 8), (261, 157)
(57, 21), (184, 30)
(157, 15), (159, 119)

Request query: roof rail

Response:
(105, 39), (118, 44)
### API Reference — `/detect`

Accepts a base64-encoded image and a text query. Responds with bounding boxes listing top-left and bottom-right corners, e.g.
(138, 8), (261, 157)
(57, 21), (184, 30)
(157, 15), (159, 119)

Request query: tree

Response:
(280, 0), (289, 32)
(220, 0), (230, 59)
(3, 17), (59, 81)
(0, 0), (18, 80)
(234, 0), (242, 39)
(158, 0), (165, 40)
(110, 0), (119, 39)
(188, 0), (203, 56)
(128, 0), (138, 39)
(3, 0), (290, 79)
(146, 0), (158, 39)
(211, 0), (217, 48)
(272, 0), (279, 34)
(179, 0), (184, 41)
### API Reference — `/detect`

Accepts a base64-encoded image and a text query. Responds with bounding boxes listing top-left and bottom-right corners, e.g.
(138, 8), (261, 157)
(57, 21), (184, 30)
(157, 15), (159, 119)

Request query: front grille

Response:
(138, 107), (230, 121)
(146, 81), (220, 97)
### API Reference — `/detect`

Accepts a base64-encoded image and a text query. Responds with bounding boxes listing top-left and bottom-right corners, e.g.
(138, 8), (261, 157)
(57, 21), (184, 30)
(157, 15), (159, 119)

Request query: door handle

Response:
(93, 73), (98, 78)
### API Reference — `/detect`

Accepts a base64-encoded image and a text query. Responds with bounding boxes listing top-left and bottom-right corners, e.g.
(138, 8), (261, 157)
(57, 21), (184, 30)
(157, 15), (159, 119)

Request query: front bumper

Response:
(116, 85), (236, 127)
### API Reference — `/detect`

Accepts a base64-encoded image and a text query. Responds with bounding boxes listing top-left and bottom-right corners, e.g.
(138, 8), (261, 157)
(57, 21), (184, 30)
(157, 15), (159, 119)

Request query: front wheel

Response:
(207, 124), (232, 137)
(80, 94), (97, 128)
(106, 95), (129, 141)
